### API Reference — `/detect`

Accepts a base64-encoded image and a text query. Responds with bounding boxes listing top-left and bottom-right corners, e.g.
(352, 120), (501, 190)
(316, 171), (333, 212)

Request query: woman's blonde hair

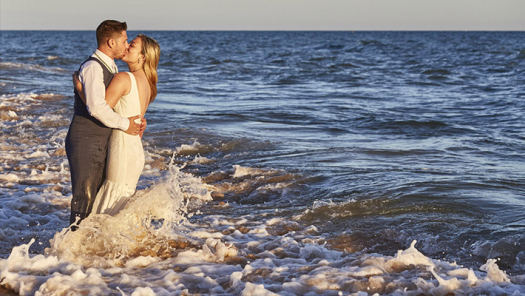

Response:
(138, 34), (160, 103)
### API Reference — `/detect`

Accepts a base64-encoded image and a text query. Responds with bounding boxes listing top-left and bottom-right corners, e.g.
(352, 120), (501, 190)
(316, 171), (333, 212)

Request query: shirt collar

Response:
(93, 49), (118, 73)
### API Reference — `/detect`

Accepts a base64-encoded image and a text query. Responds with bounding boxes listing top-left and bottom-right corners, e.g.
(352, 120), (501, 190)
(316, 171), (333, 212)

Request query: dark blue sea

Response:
(0, 31), (524, 295)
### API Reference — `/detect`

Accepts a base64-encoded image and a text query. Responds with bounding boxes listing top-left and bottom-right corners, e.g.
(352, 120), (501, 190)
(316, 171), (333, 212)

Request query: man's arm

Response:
(139, 117), (147, 138)
(80, 62), (130, 131)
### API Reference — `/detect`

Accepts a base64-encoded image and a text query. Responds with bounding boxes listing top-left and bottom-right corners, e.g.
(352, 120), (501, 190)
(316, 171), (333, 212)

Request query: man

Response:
(65, 20), (144, 227)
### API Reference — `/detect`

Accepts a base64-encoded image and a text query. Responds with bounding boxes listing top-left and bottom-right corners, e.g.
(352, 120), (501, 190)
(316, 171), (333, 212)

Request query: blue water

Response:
(1, 30), (525, 275)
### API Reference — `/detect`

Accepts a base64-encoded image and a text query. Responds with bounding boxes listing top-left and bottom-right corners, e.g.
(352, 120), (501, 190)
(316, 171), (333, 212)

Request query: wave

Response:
(0, 62), (68, 73)
(296, 195), (525, 272)
(360, 39), (385, 46)
(2, 30), (525, 294)
(2, 221), (523, 295)
(422, 69), (452, 76)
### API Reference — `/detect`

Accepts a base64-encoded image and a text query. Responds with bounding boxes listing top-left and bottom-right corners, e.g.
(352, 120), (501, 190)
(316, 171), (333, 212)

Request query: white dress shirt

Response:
(78, 49), (130, 131)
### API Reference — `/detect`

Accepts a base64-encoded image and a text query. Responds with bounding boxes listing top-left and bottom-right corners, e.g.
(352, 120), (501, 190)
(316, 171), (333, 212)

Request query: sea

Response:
(0, 30), (524, 295)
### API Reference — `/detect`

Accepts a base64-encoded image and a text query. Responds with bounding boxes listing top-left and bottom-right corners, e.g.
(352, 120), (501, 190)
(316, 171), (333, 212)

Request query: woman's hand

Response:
(72, 71), (86, 104)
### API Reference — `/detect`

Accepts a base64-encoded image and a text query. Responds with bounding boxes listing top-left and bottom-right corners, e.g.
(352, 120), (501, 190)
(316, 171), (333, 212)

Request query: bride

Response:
(75, 34), (160, 216)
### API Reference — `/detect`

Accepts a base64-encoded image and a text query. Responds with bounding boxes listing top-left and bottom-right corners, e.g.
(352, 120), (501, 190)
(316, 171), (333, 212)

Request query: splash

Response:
(46, 156), (211, 267)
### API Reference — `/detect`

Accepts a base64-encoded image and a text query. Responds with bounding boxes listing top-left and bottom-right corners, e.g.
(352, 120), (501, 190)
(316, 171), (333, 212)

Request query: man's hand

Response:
(139, 117), (147, 138)
(124, 115), (142, 136)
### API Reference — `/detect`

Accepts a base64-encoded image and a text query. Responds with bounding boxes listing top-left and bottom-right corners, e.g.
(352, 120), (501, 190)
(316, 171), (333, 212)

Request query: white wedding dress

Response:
(91, 72), (145, 216)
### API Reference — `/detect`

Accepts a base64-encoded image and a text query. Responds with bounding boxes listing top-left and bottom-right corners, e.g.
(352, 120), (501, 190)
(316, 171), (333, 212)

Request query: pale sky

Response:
(1, 0), (524, 31)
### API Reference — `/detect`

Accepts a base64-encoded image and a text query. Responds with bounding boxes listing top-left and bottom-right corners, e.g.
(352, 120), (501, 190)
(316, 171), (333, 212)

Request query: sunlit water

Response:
(0, 31), (524, 295)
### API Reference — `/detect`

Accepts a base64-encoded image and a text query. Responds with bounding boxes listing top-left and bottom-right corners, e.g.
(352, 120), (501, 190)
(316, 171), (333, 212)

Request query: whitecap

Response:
(0, 62), (66, 73)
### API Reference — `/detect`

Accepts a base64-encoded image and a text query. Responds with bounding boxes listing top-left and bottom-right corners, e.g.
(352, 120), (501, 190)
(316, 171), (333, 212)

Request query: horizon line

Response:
(1, 29), (524, 32)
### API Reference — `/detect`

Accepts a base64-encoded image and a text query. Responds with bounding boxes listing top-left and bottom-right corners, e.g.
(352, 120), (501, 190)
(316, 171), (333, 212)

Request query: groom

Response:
(65, 20), (144, 227)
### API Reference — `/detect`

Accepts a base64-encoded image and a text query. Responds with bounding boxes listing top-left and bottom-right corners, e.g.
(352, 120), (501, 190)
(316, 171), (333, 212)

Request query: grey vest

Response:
(73, 57), (115, 127)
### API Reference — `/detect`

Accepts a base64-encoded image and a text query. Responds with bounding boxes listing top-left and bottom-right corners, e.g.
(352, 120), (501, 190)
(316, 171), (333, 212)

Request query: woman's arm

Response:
(72, 71), (130, 108)
(104, 72), (131, 108)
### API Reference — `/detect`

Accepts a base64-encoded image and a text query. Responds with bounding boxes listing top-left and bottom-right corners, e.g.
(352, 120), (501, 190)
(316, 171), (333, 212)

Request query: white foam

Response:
(1, 92), (524, 295)
(176, 141), (202, 155)
(242, 282), (280, 296)
(46, 162), (194, 266)
(8, 110), (18, 118)
(0, 173), (20, 182)
(386, 240), (435, 269)
(2, 209), (525, 295)
(480, 259), (511, 283)
(125, 256), (160, 268)
(27, 151), (51, 159)
(192, 154), (213, 164)
(0, 62), (66, 73)
(233, 164), (266, 178)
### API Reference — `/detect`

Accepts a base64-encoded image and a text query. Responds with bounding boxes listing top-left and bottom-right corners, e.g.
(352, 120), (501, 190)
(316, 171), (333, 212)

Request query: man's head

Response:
(96, 20), (129, 60)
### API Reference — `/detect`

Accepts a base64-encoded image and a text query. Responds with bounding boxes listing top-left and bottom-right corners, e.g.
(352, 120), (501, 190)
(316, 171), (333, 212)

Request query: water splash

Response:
(46, 156), (211, 267)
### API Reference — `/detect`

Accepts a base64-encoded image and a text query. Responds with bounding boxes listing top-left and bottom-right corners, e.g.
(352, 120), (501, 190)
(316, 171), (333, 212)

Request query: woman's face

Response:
(122, 37), (143, 64)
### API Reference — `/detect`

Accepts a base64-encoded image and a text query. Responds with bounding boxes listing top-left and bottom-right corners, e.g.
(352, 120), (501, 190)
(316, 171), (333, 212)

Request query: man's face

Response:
(113, 30), (129, 60)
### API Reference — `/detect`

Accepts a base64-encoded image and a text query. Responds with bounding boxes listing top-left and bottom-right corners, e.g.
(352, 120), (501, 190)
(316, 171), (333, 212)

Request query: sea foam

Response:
(1, 92), (524, 295)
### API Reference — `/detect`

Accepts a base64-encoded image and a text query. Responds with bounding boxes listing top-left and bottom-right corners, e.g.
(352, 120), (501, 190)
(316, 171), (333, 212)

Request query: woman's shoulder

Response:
(108, 72), (132, 95)
(114, 71), (133, 79)
(111, 72), (132, 86)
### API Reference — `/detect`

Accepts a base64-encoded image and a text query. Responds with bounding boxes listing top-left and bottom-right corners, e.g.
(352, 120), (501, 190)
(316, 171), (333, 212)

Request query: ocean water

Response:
(0, 30), (524, 295)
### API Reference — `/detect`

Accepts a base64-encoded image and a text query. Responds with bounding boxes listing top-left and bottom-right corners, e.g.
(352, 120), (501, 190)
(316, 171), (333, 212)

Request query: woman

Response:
(75, 34), (160, 215)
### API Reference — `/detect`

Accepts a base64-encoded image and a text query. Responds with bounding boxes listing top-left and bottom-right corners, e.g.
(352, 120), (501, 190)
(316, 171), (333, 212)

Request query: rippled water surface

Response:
(1, 31), (524, 295)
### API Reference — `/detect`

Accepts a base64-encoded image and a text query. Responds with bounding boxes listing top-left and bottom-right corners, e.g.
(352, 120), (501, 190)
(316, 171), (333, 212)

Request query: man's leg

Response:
(65, 116), (109, 226)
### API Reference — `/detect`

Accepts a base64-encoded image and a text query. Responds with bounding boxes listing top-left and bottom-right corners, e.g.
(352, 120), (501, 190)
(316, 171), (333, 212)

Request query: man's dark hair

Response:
(96, 20), (127, 46)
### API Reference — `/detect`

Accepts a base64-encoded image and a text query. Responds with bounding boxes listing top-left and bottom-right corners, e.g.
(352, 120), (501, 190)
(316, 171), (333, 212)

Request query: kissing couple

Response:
(65, 20), (161, 229)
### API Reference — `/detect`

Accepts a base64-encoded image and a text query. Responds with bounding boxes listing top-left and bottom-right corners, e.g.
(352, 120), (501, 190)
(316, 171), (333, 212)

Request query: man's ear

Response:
(107, 38), (115, 49)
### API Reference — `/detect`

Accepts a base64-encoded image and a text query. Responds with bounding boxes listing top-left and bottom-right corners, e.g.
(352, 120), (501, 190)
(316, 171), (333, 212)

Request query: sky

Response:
(0, 0), (524, 31)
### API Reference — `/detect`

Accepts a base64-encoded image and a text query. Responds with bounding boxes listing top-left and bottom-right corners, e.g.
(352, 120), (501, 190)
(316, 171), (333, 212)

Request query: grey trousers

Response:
(65, 115), (112, 225)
